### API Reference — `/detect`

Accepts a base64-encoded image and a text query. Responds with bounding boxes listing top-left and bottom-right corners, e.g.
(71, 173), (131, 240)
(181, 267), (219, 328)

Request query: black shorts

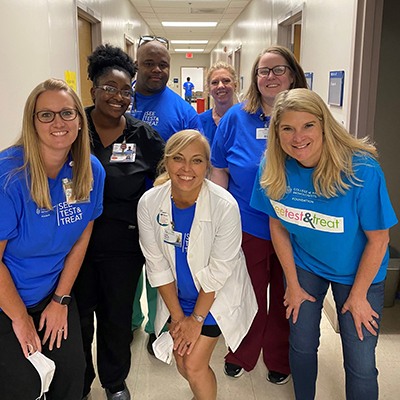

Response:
(167, 316), (221, 338)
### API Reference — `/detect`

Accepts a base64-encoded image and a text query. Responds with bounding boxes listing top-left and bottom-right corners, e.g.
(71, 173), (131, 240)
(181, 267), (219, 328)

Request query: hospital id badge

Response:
(110, 142), (136, 163)
(164, 228), (182, 247)
(256, 127), (268, 139)
(62, 178), (90, 204)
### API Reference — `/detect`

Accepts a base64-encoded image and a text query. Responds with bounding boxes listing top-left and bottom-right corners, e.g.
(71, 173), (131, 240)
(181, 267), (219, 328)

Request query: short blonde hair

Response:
(261, 89), (378, 199)
(243, 45), (308, 114)
(155, 130), (211, 186)
(205, 61), (238, 94)
(14, 78), (93, 209)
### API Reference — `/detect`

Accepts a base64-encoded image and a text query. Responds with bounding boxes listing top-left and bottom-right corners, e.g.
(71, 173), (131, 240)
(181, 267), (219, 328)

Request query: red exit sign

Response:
(186, 53), (193, 59)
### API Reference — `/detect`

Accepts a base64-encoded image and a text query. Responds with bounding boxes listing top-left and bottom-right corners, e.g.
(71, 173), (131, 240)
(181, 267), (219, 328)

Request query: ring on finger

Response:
(58, 329), (64, 332)
(369, 319), (375, 324)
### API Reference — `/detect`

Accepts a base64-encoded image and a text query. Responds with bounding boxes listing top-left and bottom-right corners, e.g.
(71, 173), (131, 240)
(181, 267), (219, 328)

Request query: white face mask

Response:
(28, 350), (56, 399)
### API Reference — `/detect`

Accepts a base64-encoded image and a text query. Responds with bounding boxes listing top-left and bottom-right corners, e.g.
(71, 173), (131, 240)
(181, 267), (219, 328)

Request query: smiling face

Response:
(166, 140), (208, 204)
(209, 68), (236, 107)
(34, 90), (80, 157)
(136, 41), (170, 95)
(91, 69), (131, 118)
(278, 111), (324, 168)
(257, 52), (293, 106)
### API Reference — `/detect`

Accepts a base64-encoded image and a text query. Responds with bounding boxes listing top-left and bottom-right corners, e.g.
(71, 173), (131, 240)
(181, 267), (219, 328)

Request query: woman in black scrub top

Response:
(73, 44), (164, 400)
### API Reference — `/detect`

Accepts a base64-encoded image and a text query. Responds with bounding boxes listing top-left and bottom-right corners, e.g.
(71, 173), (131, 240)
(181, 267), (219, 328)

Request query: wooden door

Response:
(78, 17), (93, 108)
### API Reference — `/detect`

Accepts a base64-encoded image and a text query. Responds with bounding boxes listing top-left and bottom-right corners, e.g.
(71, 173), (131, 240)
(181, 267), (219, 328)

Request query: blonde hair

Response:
(154, 130), (211, 186)
(13, 78), (93, 210)
(243, 45), (308, 114)
(205, 61), (238, 94)
(261, 89), (378, 199)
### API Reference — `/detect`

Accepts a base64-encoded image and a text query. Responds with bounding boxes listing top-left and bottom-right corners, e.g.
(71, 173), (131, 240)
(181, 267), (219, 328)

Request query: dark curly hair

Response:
(87, 44), (137, 85)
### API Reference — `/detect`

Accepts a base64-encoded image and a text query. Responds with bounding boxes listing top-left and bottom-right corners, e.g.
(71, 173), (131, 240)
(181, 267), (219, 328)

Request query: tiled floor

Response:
(89, 300), (400, 400)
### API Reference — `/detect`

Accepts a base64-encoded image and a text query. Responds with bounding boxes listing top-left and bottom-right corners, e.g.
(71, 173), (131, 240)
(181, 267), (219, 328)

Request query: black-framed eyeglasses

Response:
(34, 109), (79, 123)
(95, 85), (133, 99)
(256, 65), (291, 78)
(138, 35), (169, 50)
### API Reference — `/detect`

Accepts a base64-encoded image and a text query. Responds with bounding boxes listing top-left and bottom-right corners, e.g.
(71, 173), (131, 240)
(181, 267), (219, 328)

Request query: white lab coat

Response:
(137, 179), (258, 352)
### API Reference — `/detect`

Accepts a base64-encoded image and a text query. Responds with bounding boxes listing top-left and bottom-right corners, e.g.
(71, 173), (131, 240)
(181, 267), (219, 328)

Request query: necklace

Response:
(213, 108), (224, 118)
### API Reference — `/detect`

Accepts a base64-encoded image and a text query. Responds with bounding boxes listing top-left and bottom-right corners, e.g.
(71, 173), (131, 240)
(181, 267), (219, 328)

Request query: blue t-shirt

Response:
(0, 146), (105, 307)
(131, 87), (203, 142)
(251, 155), (398, 284)
(183, 81), (195, 96)
(172, 201), (216, 325)
(199, 109), (217, 146)
(211, 102), (271, 239)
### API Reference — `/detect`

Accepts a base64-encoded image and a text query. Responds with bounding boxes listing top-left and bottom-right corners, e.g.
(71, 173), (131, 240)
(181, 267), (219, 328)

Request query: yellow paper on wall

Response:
(64, 71), (77, 92)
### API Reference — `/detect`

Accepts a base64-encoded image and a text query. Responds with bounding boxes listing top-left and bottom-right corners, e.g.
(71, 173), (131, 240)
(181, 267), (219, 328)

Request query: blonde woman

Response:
(0, 78), (105, 399)
(251, 88), (397, 400)
(138, 130), (257, 400)
(200, 61), (238, 145)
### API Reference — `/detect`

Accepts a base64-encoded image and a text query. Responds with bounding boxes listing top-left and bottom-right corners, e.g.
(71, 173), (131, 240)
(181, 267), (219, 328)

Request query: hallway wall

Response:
(0, 0), (150, 149)
(210, 0), (357, 133)
(374, 0), (400, 252)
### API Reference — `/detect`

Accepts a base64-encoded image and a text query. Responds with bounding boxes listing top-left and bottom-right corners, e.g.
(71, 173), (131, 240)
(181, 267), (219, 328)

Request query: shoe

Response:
(224, 362), (244, 378)
(147, 333), (156, 356)
(267, 370), (291, 385)
(105, 382), (130, 400)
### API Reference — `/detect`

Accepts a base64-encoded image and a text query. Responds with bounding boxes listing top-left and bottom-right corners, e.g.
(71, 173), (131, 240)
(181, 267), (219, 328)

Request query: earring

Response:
(78, 127), (82, 131)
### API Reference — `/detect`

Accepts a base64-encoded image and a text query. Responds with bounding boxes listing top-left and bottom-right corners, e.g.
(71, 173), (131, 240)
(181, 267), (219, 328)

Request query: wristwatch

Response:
(191, 312), (205, 323)
(52, 293), (72, 306)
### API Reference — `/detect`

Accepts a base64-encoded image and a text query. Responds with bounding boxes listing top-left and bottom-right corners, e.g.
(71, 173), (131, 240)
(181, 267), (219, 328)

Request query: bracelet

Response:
(170, 318), (179, 323)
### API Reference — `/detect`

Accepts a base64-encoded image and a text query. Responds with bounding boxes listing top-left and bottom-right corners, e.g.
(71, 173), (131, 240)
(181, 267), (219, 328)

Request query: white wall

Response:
(210, 0), (357, 129)
(169, 53), (210, 96)
(0, 0), (150, 150)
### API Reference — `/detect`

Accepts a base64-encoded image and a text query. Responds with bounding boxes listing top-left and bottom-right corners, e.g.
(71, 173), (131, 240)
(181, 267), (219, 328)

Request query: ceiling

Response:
(128, 0), (251, 54)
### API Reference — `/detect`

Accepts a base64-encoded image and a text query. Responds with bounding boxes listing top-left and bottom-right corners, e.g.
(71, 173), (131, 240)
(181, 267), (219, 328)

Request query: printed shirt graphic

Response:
(131, 87), (203, 142)
(183, 81), (194, 96)
(0, 147), (105, 307)
(250, 155), (397, 284)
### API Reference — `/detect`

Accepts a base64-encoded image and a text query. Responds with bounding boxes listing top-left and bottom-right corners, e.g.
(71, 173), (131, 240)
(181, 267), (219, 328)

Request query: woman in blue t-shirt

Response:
(211, 45), (308, 383)
(252, 89), (397, 400)
(0, 78), (105, 399)
(138, 130), (257, 400)
(199, 61), (238, 146)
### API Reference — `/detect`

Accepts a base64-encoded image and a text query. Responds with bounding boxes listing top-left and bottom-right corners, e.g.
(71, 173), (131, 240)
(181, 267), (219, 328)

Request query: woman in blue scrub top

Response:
(138, 130), (257, 400)
(251, 89), (397, 400)
(0, 78), (105, 400)
(211, 45), (308, 383)
(199, 61), (238, 146)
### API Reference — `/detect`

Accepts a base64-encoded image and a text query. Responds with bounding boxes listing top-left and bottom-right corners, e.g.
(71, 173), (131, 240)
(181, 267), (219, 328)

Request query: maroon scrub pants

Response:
(225, 231), (290, 374)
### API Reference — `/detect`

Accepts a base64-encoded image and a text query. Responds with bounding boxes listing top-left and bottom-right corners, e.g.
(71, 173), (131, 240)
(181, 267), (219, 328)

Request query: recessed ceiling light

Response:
(162, 22), (217, 27)
(175, 49), (204, 52)
(171, 40), (209, 44)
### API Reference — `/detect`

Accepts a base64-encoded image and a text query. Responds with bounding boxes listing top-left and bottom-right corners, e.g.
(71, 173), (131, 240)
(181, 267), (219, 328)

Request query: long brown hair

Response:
(243, 45), (307, 114)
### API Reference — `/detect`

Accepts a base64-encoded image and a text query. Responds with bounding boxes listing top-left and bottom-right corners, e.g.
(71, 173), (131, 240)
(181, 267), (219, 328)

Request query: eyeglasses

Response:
(255, 65), (291, 78)
(95, 85), (133, 99)
(34, 109), (78, 123)
(138, 35), (169, 50)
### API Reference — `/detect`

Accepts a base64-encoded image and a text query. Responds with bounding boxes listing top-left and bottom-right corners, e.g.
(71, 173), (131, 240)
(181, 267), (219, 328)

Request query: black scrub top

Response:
(85, 106), (165, 255)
